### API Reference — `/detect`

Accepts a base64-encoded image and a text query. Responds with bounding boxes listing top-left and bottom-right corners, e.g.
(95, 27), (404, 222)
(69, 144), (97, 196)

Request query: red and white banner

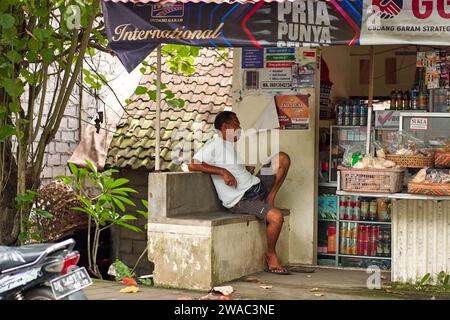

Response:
(360, 0), (450, 45)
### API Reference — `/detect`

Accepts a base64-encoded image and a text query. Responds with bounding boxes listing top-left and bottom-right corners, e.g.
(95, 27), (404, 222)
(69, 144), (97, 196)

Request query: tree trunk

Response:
(0, 139), (20, 245)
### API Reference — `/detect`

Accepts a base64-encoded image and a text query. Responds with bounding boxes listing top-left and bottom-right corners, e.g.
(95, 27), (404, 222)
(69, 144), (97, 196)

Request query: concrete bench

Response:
(147, 172), (290, 290)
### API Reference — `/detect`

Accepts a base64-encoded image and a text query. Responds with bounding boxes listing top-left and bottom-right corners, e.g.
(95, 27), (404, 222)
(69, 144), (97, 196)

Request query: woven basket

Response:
(435, 151), (450, 168)
(408, 182), (450, 196)
(339, 166), (405, 193)
(385, 154), (434, 168)
(31, 180), (88, 243)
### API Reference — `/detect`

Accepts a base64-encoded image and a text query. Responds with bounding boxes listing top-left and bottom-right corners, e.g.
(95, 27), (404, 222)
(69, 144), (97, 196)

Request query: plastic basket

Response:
(339, 166), (405, 193)
(385, 154), (434, 168)
(408, 182), (450, 196)
(435, 151), (450, 168)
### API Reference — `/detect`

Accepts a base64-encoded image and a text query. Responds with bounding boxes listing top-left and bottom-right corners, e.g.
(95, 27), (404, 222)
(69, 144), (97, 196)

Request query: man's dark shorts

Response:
(228, 163), (275, 221)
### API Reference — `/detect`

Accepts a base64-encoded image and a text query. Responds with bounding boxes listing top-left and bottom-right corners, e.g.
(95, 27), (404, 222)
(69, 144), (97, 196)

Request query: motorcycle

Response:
(0, 238), (92, 300)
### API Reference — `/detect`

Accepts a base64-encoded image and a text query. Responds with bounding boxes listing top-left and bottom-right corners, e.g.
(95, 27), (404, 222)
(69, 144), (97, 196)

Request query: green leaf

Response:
(117, 222), (142, 233)
(0, 124), (16, 141)
(136, 210), (148, 219)
(164, 90), (175, 99)
(9, 101), (21, 113)
(6, 51), (21, 63)
(0, 13), (15, 29)
(139, 67), (146, 74)
(1, 79), (24, 98)
(112, 197), (125, 212)
(0, 105), (6, 116)
(148, 90), (156, 101)
(68, 162), (79, 176)
(84, 159), (97, 173)
(111, 187), (138, 194)
(419, 273), (431, 287)
(134, 86), (148, 95)
(110, 178), (130, 189)
(113, 195), (135, 207)
(28, 38), (40, 52)
(120, 214), (137, 221)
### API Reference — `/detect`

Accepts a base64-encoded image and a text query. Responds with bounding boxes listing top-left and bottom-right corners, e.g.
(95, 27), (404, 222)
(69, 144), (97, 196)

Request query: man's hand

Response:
(222, 169), (237, 187)
(246, 166), (256, 174)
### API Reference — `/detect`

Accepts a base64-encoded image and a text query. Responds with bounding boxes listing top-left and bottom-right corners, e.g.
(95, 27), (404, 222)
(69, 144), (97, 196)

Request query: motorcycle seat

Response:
(0, 244), (54, 272)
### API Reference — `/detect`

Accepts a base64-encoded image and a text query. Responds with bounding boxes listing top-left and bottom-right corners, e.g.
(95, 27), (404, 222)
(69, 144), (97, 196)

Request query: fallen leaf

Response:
(260, 285), (273, 289)
(122, 277), (137, 286)
(177, 297), (195, 300)
(310, 288), (320, 292)
(212, 285), (234, 296)
(120, 286), (139, 293)
(314, 293), (324, 297)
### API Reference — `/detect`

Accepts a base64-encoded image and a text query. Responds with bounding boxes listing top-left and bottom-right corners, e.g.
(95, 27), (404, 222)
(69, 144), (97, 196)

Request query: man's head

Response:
(214, 111), (241, 142)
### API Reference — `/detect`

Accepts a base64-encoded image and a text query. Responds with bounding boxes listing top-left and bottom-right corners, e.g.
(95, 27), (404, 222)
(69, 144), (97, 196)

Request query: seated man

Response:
(188, 111), (291, 274)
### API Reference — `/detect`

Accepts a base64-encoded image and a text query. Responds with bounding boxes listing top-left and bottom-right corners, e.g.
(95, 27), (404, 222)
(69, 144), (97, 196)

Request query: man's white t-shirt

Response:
(192, 136), (260, 208)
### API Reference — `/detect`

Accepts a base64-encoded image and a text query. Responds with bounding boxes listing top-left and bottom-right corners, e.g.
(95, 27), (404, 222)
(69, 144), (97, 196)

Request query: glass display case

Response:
(328, 126), (374, 182)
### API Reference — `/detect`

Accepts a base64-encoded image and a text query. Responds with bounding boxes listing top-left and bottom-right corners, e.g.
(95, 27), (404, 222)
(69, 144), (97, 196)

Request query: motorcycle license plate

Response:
(50, 267), (92, 300)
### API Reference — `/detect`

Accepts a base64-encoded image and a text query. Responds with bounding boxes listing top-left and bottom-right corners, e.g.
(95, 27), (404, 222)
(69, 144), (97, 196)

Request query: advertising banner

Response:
(274, 95), (310, 130)
(360, 0), (450, 45)
(102, 0), (361, 72)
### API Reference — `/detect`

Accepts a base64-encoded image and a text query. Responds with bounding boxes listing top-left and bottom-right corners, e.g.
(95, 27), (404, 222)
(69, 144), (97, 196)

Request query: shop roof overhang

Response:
(101, 0), (450, 72)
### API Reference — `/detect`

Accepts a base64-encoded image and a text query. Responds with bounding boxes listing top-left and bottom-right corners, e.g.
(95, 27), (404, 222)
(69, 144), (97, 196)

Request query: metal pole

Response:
(366, 46), (375, 155)
(155, 44), (162, 172)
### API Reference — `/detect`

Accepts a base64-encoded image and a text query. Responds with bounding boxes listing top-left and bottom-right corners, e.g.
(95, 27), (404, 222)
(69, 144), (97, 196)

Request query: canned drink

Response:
(352, 105), (359, 126)
(339, 236), (346, 254)
(363, 225), (369, 256)
(345, 237), (352, 255)
(345, 197), (353, 220)
(383, 241), (391, 257)
(369, 201), (378, 221)
(353, 197), (361, 220)
(344, 114), (351, 126)
(369, 226), (377, 256)
(339, 199), (346, 220)
(337, 113), (344, 125)
(357, 225), (364, 256)
(360, 200), (369, 221)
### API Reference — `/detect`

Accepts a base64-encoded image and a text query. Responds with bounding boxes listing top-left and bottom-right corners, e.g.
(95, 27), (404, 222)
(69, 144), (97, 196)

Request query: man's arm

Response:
(188, 160), (237, 187)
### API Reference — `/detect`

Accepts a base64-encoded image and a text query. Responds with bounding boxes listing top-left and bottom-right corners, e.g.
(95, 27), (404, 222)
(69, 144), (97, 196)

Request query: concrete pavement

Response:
(84, 266), (450, 300)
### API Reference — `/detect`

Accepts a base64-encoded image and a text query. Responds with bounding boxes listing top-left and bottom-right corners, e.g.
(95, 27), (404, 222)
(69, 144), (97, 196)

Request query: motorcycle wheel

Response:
(24, 287), (88, 300)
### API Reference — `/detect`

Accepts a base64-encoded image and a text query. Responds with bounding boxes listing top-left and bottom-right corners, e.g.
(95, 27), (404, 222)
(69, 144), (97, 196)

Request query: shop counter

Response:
(337, 191), (450, 284)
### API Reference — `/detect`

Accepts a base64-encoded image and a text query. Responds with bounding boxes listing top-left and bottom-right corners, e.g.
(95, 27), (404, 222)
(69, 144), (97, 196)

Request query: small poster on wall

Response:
(274, 95), (310, 130)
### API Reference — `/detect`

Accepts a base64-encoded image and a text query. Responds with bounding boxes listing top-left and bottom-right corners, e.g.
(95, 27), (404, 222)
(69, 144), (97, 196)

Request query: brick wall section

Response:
(111, 169), (154, 276)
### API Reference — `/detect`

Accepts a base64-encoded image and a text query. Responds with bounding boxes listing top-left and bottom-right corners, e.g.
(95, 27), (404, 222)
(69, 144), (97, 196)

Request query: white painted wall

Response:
(322, 45), (418, 103)
(232, 48), (320, 265)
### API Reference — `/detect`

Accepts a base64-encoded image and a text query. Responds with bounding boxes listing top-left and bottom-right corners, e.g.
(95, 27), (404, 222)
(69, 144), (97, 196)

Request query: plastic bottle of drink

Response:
(403, 90), (411, 110)
(396, 90), (404, 110)
(390, 89), (397, 110)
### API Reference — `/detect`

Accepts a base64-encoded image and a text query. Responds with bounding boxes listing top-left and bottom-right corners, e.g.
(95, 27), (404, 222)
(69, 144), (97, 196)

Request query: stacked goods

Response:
(375, 132), (434, 168)
(339, 144), (405, 193)
(320, 83), (332, 119)
(339, 197), (391, 222)
(340, 223), (391, 257)
(318, 195), (337, 220)
(336, 100), (368, 126)
(408, 168), (450, 196)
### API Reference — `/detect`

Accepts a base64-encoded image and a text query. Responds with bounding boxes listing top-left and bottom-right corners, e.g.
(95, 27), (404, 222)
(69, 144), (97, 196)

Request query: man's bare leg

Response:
(265, 152), (291, 206)
(265, 208), (285, 272)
